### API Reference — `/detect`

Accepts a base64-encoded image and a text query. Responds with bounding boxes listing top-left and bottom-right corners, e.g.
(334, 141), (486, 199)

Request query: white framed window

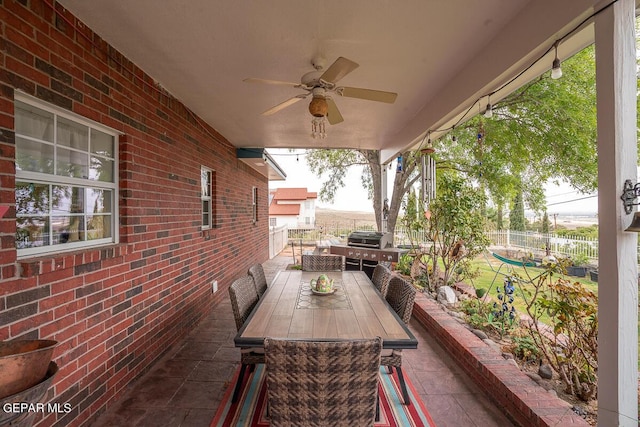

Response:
(252, 186), (258, 224)
(269, 217), (276, 227)
(201, 167), (214, 229)
(14, 94), (118, 258)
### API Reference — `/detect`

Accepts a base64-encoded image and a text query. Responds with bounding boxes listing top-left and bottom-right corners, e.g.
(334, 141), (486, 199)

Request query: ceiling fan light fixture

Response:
(308, 96), (328, 117)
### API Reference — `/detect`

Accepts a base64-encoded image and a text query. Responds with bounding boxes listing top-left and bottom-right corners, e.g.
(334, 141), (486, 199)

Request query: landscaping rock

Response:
(436, 286), (457, 305)
(472, 329), (488, 340)
(538, 363), (553, 379)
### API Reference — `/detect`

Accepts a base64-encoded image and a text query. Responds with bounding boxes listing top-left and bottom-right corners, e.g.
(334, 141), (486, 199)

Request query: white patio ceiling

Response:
(57, 0), (600, 163)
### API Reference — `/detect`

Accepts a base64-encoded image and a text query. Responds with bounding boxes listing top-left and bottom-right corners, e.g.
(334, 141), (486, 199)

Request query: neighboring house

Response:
(269, 188), (317, 229)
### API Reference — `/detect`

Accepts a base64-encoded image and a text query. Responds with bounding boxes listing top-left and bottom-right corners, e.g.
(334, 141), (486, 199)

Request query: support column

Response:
(381, 164), (388, 232)
(595, 1), (638, 425)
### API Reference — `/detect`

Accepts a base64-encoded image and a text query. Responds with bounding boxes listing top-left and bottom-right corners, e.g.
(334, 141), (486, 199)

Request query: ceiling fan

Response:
(244, 57), (397, 137)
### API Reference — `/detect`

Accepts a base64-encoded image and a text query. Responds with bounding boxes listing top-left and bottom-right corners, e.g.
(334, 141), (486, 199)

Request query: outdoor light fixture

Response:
(309, 95), (328, 139)
(620, 179), (640, 232)
(624, 212), (640, 232)
(620, 179), (640, 233)
(551, 42), (563, 80)
(620, 179), (640, 214)
(484, 97), (493, 118)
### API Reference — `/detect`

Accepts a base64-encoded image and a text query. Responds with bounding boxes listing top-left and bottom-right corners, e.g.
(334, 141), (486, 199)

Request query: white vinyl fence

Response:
(281, 222), (639, 265)
(486, 230), (599, 262)
(269, 225), (288, 259)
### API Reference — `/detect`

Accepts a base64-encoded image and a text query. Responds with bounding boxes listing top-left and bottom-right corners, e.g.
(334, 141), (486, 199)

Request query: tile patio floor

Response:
(90, 254), (514, 427)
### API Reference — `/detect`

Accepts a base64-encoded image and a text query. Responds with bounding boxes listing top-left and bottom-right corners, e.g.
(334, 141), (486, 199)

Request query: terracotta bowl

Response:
(0, 340), (58, 399)
(0, 361), (58, 426)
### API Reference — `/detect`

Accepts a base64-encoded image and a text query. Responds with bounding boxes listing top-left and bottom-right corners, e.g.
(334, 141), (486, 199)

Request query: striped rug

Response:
(211, 365), (436, 427)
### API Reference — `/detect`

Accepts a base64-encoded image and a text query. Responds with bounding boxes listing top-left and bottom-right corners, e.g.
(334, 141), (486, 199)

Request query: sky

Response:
(267, 148), (599, 215)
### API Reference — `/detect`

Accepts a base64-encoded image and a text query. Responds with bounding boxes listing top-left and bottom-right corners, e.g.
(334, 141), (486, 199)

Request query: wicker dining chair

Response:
(264, 337), (382, 427)
(382, 275), (417, 405)
(228, 275), (264, 403)
(371, 263), (392, 297)
(247, 263), (268, 297)
(301, 254), (344, 271)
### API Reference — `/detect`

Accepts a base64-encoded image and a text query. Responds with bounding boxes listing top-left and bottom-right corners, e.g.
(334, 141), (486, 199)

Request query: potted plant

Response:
(566, 253), (589, 278)
(589, 268), (598, 282)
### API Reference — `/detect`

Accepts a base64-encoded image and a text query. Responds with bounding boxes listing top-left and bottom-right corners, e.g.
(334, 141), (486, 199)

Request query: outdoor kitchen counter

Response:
(329, 244), (407, 263)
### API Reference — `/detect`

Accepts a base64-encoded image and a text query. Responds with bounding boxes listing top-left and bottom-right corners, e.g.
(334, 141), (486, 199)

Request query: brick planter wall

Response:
(412, 293), (590, 427)
(0, 2), (269, 426)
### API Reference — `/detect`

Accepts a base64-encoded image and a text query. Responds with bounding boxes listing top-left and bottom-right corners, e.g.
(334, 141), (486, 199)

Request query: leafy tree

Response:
(510, 191), (525, 231)
(438, 46), (598, 218)
(411, 172), (490, 288)
(305, 149), (420, 232)
(541, 211), (550, 234)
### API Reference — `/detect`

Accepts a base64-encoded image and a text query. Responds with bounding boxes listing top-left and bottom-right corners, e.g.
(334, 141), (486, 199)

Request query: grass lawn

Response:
(460, 255), (638, 368)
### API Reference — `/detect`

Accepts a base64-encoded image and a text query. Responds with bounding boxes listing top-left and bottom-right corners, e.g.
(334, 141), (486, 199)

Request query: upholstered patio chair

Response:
(264, 337), (382, 427)
(301, 254), (344, 271)
(382, 275), (417, 405)
(371, 263), (392, 297)
(247, 263), (268, 297)
(228, 275), (264, 402)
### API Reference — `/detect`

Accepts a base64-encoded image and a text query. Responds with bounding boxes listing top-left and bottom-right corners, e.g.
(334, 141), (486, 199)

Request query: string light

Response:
(484, 95), (493, 118)
(422, 1), (617, 140)
(551, 41), (563, 80)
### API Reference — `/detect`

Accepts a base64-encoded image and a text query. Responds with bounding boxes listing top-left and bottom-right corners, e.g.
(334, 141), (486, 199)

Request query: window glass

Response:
(16, 217), (48, 249)
(15, 137), (54, 174)
(201, 167), (214, 229)
(16, 182), (49, 215)
(56, 147), (89, 179)
(91, 128), (114, 157)
(90, 156), (114, 182)
(15, 102), (54, 142)
(14, 96), (118, 256)
(57, 116), (88, 150)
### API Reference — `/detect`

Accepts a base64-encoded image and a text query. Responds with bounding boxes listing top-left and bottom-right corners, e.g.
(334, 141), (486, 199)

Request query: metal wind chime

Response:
(420, 135), (436, 211)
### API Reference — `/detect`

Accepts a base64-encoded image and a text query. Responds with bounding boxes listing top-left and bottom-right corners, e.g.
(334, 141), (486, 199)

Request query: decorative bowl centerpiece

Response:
(310, 274), (334, 294)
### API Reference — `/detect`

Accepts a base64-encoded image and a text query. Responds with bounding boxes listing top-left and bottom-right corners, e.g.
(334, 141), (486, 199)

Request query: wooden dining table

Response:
(234, 270), (418, 349)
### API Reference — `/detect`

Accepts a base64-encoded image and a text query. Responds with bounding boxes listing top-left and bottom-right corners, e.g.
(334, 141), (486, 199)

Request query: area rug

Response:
(211, 365), (436, 427)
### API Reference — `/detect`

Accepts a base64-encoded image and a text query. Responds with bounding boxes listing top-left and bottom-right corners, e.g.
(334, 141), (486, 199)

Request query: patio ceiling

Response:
(57, 0), (599, 163)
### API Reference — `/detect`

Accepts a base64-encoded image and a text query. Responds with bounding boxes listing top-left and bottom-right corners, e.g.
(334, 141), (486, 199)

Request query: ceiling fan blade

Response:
(339, 87), (398, 104)
(244, 77), (300, 87)
(261, 94), (308, 116)
(319, 57), (359, 84)
(326, 98), (344, 125)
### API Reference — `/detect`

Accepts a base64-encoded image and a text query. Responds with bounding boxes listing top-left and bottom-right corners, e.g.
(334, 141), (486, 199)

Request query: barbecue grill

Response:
(347, 231), (393, 249)
(330, 231), (404, 279)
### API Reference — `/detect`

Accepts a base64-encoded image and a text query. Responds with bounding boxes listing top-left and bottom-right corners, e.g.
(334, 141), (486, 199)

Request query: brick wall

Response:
(0, 1), (269, 425)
